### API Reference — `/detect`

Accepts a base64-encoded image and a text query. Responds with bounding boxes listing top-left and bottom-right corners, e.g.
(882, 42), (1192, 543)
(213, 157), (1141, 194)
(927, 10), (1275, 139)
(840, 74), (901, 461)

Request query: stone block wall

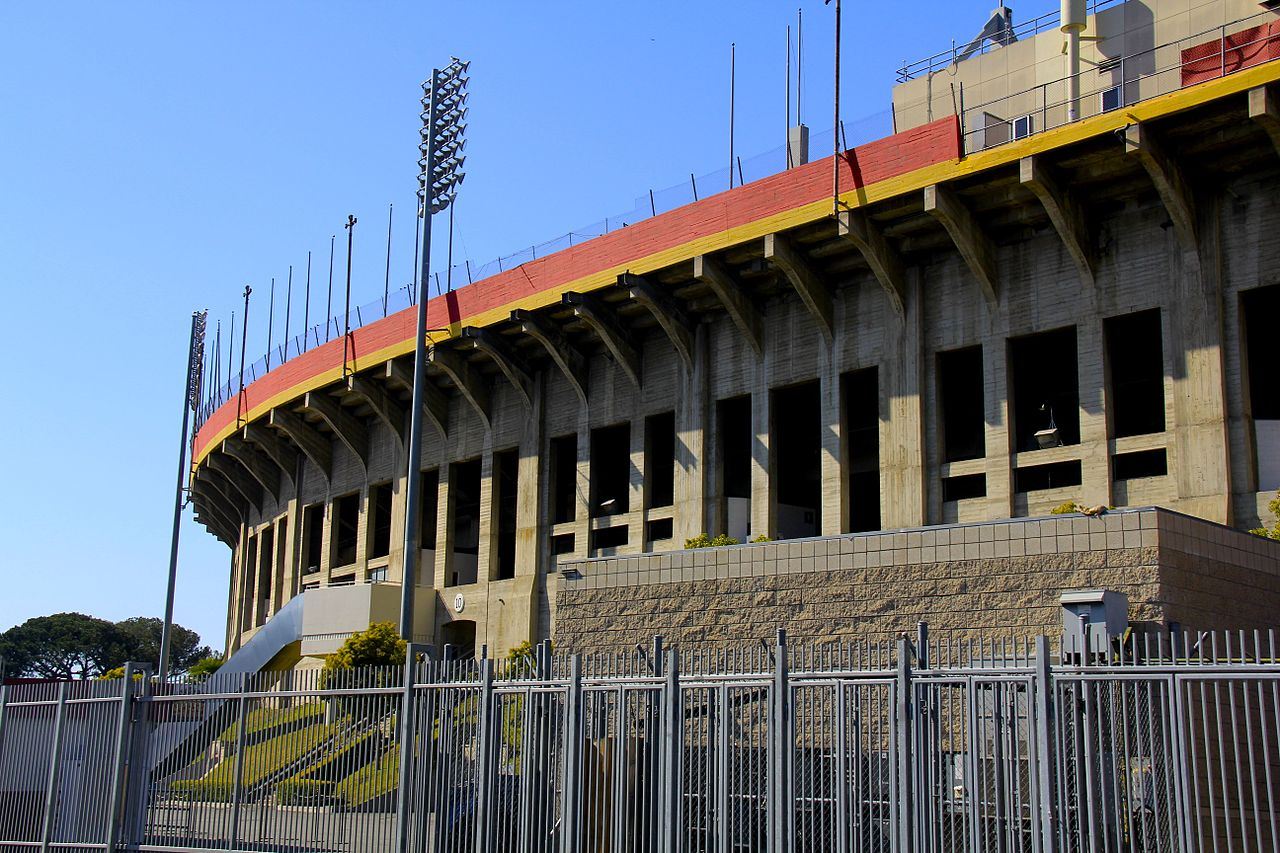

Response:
(552, 508), (1280, 653)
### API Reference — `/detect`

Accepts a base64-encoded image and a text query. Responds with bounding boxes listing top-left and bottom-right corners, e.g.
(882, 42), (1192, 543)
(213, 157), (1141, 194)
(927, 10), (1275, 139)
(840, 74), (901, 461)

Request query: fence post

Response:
(1167, 670), (1195, 851)
(105, 663), (141, 853)
(771, 629), (791, 853)
(473, 657), (495, 853)
(227, 673), (249, 850)
(560, 654), (583, 853)
(896, 636), (913, 853)
(662, 648), (681, 853)
(395, 643), (427, 853)
(39, 681), (69, 853)
(1032, 636), (1058, 853)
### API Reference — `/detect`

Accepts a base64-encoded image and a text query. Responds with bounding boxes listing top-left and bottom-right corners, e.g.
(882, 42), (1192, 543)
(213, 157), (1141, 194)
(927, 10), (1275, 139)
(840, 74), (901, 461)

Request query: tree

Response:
(0, 613), (214, 679)
(114, 617), (213, 674)
(187, 656), (225, 681)
(1251, 490), (1280, 541)
(0, 613), (131, 679)
(322, 622), (406, 674)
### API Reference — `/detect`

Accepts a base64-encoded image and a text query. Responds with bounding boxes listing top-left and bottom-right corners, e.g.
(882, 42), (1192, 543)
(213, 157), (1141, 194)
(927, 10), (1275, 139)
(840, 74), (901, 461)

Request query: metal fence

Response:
(3, 628), (1280, 852)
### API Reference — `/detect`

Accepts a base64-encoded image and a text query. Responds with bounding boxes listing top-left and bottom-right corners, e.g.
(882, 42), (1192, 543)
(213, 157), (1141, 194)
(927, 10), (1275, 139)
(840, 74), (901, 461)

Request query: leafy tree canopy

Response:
(1250, 491), (1280, 541)
(322, 622), (406, 674)
(0, 613), (213, 680)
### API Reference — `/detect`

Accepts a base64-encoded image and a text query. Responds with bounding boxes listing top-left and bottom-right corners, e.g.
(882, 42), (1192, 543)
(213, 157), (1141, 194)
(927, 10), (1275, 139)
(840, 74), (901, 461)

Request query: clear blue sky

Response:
(0, 0), (1052, 651)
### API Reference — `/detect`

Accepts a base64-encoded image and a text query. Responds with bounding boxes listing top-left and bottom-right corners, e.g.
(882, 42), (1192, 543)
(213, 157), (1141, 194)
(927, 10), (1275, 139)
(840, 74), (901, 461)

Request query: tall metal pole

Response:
(446, 203), (454, 292)
(342, 214), (357, 377)
(265, 277), (275, 370)
(235, 286), (251, 426)
(400, 68), (441, 641)
(303, 251), (312, 350)
(830, 0), (842, 215)
(729, 42), (736, 190)
(325, 234), (335, 343)
(384, 202), (393, 315)
(283, 265), (293, 361)
(159, 311), (205, 682)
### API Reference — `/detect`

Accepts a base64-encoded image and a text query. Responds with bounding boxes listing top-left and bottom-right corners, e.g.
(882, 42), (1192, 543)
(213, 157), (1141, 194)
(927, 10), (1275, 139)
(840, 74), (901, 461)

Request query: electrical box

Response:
(1060, 589), (1128, 654)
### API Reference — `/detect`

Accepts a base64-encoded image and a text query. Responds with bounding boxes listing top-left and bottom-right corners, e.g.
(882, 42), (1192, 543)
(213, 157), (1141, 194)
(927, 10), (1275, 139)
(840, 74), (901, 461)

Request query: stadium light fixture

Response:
(400, 57), (470, 643)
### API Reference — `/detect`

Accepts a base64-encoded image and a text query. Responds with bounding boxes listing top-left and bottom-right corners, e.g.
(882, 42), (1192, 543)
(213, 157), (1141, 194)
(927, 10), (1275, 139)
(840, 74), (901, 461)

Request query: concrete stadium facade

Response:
(190, 0), (1280, 665)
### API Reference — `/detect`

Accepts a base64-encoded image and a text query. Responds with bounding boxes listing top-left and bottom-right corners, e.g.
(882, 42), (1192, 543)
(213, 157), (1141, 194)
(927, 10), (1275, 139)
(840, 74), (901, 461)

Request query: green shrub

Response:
(684, 533), (740, 549)
(1250, 491), (1280, 540)
(188, 656), (224, 681)
(751, 534), (771, 543)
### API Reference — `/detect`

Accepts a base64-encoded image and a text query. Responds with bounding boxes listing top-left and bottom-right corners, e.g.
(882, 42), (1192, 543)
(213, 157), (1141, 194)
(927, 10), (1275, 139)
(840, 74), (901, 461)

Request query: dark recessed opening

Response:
(1105, 309), (1165, 437)
(242, 536), (258, 630)
(718, 395), (752, 539)
(646, 517), (674, 543)
(419, 469), (439, 550)
(550, 434), (578, 524)
(1014, 460), (1083, 493)
(495, 449), (518, 580)
(550, 533), (575, 557)
(844, 367), (881, 533)
(591, 525), (628, 552)
(1244, 285), (1280, 420)
(942, 473), (987, 502)
(591, 423), (631, 517)
(1010, 326), (1080, 452)
(370, 482), (393, 559)
(938, 346), (985, 462)
(645, 411), (676, 509)
(1114, 448), (1168, 480)
(773, 381), (821, 539)
(334, 492), (360, 567)
(449, 458), (482, 586)
(302, 504), (324, 574)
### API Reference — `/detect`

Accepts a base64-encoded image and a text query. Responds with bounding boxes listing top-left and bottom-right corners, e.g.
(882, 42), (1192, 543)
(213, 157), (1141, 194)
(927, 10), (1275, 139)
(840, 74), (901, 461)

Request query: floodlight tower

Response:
(399, 58), (469, 642)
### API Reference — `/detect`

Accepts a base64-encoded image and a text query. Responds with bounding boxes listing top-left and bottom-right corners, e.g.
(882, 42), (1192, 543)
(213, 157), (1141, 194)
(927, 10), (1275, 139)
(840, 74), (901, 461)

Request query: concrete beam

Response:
(428, 345), (490, 429)
(347, 374), (407, 445)
(205, 452), (263, 512)
(1124, 122), (1197, 252)
(511, 308), (589, 406)
(196, 467), (249, 519)
(835, 210), (907, 316)
(763, 233), (834, 341)
(562, 291), (641, 388)
(385, 358), (449, 438)
(242, 422), (300, 484)
(461, 326), (534, 410)
(268, 407), (332, 483)
(923, 183), (999, 305)
(692, 254), (764, 357)
(1019, 155), (1096, 289)
(222, 436), (282, 503)
(191, 479), (239, 541)
(621, 273), (695, 371)
(302, 391), (370, 470)
(1249, 85), (1280, 161)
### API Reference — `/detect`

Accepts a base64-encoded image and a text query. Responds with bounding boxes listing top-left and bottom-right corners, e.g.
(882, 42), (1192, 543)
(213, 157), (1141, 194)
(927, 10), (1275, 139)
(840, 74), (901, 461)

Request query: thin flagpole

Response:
(384, 202), (393, 315)
(326, 235), (335, 343)
(283, 265), (293, 361)
(303, 251), (312, 350)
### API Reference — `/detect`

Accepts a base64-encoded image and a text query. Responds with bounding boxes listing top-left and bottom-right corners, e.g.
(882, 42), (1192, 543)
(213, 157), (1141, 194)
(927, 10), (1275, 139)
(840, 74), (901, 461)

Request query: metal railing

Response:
(896, 0), (1125, 82)
(2, 626), (1279, 852)
(956, 9), (1280, 155)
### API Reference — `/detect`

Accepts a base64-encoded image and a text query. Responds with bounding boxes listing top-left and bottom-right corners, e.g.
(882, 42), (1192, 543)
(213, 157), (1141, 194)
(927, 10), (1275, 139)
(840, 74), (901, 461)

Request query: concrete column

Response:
(818, 338), (846, 535)
(354, 485), (370, 581)
(319, 500), (334, 584)
(227, 523), (248, 653)
(984, 341), (1015, 520)
(514, 374), (544, 576)
(477, 445), (496, 581)
(1169, 206), (1232, 523)
(750, 380), (774, 541)
(432, 464), (452, 589)
(1077, 318), (1112, 508)
(627, 414), (645, 553)
(674, 325), (710, 544)
(573, 408), (591, 558)
(881, 271), (927, 530)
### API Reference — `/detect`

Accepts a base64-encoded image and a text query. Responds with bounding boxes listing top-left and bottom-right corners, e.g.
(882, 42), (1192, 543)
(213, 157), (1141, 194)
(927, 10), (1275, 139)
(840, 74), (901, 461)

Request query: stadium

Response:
(187, 0), (1280, 669)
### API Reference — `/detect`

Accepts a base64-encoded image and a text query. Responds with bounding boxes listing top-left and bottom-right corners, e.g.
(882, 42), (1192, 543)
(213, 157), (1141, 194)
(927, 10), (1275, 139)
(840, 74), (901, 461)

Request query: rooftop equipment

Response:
(956, 3), (1018, 63)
